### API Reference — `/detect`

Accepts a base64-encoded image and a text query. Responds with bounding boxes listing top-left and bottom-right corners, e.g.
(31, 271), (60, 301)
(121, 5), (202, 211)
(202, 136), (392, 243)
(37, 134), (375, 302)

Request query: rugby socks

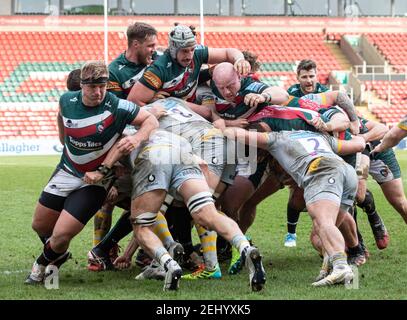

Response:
(321, 251), (331, 272)
(166, 205), (194, 256)
(216, 211), (231, 257)
(347, 244), (363, 256)
(36, 240), (66, 266)
(154, 246), (173, 269)
(287, 204), (301, 234)
(349, 205), (366, 249)
(195, 224), (218, 270)
(331, 252), (349, 270)
(93, 207), (113, 246)
(96, 210), (132, 252)
(358, 189), (382, 226)
(231, 234), (251, 256)
(153, 212), (174, 249)
(38, 235), (49, 245)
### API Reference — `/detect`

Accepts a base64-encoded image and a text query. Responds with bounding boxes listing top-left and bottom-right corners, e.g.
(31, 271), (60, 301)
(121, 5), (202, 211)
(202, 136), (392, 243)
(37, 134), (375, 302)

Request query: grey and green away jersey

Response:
(144, 97), (210, 130)
(129, 129), (194, 166)
(265, 130), (342, 187)
(59, 91), (139, 177)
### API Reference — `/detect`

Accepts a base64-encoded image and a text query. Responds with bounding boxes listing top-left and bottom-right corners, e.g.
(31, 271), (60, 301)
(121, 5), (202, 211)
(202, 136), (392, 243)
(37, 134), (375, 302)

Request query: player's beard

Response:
(138, 51), (151, 66)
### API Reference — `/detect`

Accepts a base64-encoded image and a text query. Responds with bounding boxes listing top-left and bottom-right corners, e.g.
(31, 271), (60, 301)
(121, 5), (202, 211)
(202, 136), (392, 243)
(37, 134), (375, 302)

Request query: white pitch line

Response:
(1, 270), (29, 275)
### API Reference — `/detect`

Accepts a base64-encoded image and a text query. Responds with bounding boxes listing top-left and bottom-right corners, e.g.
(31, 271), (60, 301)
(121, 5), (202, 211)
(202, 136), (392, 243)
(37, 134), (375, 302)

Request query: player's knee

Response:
(32, 219), (48, 236)
(51, 233), (72, 249)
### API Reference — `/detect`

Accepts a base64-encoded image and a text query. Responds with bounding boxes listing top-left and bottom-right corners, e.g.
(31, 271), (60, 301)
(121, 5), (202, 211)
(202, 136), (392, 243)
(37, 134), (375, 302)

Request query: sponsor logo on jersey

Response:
(96, 124), (104, 133)
(143, 70), (162, 89)
(122, 69), (145, 89)
(246, 82), (265, 92)
(68, 136), (103, 150)
(107, 81), (121, 91)
(70, 97), (78, 102)
(118, 64), (125, 70)
(380, 168), (389, 177)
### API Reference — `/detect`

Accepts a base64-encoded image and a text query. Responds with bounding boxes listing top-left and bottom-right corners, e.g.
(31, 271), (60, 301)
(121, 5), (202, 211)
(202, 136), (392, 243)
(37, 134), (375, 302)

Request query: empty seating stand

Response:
(364, 80), (407, 124)
(0, 31), (344, 139)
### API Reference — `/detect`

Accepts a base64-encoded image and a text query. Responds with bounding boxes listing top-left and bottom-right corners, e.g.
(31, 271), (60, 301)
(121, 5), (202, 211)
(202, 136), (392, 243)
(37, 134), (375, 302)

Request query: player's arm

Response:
(127, 81), (156, 106)
(262, 86), (289, 104)
(119, 108), (159, 153)
(325, 112), (350, 133)
(113, 236), (139, 269)
(323, 91), (359, 134)
(223, 127), (269, 149)
(373, 125), (407, 153)
(309, 113), (350, 133)
(57, 103), (64, 145)
(360, 119), (388, 142)
(328, 135), (366, 155)
(128, 65), (164, 106)
(84, 108), (158, 184)
(207, 48), (251, 76)
(244, 86), (289, 108)
(185, 101), (212, 120)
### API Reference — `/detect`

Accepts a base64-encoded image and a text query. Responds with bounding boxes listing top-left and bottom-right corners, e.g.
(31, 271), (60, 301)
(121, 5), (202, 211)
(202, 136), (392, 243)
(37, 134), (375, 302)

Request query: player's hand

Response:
(308, 116), (330, 132)
(83, 171), (104, 184)
(349, 120), (360, 135)
(227, 118), (249, 128)
(244, 93), (265, 108)
(223, 127), (238, 139)
(150, 104), (167, 119)
(106, 186), (118, 203)
(213, 118), (226, 131)
(234, 58), (251, 76)
(113, 255), (131, 270)
(115, 165), (130, 178)
(118, 136), (141, 155)
(152, 91), (170, 102)
(371, 142), (384, 155)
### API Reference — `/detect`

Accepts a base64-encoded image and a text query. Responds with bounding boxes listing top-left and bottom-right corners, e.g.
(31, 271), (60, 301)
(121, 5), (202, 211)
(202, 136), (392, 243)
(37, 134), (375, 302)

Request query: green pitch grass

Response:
(0, 153), (406, 300)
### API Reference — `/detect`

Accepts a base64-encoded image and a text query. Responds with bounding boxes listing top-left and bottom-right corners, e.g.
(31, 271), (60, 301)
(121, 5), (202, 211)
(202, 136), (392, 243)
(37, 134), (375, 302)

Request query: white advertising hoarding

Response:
(0, 139), (63, 156)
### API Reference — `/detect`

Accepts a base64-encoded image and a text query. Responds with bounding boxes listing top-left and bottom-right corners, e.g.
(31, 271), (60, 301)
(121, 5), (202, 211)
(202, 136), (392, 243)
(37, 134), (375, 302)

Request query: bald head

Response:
(213, 62), (239, 84)
(212, 62), (241, 101)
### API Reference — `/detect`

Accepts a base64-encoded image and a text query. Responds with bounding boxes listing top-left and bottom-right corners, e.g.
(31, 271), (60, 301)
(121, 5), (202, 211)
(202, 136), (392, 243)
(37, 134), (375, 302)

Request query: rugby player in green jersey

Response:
(107, 22), (159, 99)
(25, 61), (158, 285)
(287, 59), (329, 97)
(91, 22), (159, 270)
(127, 24), (251, 117)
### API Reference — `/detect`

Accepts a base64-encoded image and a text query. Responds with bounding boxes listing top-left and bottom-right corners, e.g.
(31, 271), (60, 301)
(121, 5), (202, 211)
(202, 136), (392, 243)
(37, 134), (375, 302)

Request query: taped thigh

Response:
(131, 212), (158, 227)
(186, 191), (214, 214)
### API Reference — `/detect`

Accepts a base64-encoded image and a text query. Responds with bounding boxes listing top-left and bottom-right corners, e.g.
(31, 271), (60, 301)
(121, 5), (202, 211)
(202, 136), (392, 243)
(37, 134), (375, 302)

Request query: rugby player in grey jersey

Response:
(85, 129), (266, 292)
(223, 126), (366, 286)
